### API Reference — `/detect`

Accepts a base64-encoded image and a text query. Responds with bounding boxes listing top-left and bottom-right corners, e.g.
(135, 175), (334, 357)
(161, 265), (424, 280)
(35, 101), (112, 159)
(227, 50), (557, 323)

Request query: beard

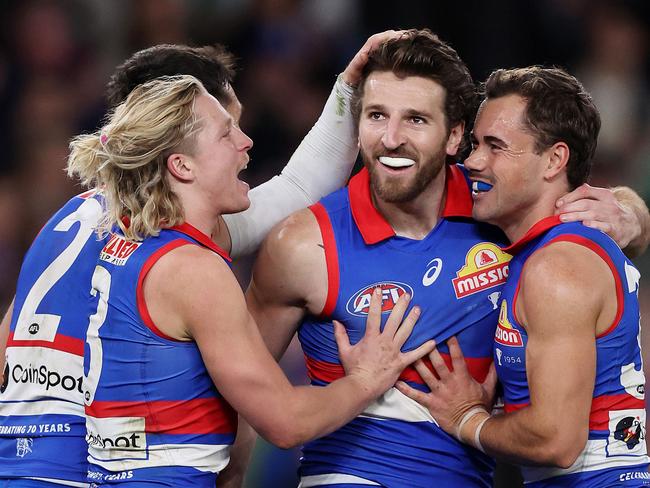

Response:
(361, 143), (447, 203)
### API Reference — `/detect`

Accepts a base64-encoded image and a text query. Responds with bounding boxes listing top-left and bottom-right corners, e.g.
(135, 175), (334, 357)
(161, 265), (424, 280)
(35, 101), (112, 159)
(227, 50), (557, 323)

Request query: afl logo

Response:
(345, 282), (414, 317)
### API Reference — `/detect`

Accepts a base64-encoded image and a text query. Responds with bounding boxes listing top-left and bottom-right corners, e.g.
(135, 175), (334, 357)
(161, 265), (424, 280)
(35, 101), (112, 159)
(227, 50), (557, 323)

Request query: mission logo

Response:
(494, 300), (523, 347)
(452, 243), (511, 298)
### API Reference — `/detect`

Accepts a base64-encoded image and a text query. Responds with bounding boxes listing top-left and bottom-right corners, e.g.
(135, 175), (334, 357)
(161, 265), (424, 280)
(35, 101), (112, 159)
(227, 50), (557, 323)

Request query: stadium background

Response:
(0, 0), (648, 486)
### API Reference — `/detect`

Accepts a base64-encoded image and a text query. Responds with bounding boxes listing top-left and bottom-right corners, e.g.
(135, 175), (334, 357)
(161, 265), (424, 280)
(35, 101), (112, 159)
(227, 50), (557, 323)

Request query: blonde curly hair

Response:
(67, 75), (204, 240)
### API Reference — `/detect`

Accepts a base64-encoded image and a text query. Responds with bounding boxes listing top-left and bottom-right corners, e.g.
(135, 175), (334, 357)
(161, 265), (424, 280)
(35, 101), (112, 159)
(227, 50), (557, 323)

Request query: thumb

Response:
(482, 362), (498, 396)
(333, 320), (351, 356)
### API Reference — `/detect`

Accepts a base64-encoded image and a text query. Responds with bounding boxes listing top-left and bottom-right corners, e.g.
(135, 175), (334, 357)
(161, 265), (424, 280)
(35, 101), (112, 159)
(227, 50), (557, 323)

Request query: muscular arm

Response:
(144, 243), (428, 450)
(247, 208), (327, 358)
(557, 184), (650, 257)
(218, 209), (325, 486)
(399, 242), (614, 468)
(474, 243), (612, 466)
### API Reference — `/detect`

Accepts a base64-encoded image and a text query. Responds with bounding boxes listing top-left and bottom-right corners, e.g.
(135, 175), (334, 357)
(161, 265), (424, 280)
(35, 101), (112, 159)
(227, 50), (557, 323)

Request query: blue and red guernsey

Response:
(495, 217), (649, 487)
(84, 223), (237, 487)
(298, 166), (511, 488)
(0, 190), (105, 487)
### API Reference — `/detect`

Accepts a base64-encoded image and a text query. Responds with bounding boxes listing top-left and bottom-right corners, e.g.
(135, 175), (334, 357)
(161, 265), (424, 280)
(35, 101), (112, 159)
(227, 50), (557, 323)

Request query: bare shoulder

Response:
(256, 207), (324, 275)
(151, 243), (235, 288)
(263, 208), (322, 258)
(518, 241), (613, 332)
(251, 207), (327, 311)
(144, 244), (245, 338)
(522, 241), (612, 295)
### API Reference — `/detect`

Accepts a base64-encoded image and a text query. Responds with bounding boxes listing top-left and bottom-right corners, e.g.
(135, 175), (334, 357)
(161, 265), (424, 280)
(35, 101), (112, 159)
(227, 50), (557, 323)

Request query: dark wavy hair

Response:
(106, 44), (236, 108)
(353, 29), (478, 158)
(483, 66), (601, 189)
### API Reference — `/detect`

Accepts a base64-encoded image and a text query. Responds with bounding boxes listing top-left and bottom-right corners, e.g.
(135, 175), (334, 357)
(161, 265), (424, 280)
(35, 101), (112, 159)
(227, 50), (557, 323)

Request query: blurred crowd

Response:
(0, 0), (648, 486)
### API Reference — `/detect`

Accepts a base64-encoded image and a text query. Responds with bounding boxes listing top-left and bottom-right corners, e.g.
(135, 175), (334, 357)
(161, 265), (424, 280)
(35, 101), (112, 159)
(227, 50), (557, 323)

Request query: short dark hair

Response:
(483, 66), (601, 189)
(106, 44), (236, 108)
(354, 29), (477, 156)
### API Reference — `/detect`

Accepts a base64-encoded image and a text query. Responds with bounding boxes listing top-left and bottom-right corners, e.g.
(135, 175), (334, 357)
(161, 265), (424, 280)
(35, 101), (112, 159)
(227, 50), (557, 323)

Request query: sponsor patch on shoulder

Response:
(345, 282), (413, 317)
(494, 300), (523, 347)
(452, 243), (511, 298)
(99, 234), (141, 266)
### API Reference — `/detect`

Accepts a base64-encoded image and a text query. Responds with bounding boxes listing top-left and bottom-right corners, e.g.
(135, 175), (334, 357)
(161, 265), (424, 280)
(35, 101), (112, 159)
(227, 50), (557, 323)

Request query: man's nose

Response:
(381, 119), (406, 150)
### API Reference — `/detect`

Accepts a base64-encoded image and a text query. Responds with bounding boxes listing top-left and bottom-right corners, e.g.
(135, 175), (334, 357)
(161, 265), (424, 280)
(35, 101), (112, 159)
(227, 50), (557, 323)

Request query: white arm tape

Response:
(223, 75), (358, 258)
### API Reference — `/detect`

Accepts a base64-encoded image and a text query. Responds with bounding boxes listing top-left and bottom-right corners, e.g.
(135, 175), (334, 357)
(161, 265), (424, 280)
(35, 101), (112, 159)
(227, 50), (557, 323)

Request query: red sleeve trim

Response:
(309, 203), (340, 317)
(136, 239), (192, 342)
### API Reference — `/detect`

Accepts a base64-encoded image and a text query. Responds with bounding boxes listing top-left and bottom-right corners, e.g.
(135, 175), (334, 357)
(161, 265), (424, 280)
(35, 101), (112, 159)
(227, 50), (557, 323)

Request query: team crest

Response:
(16, 438), (33, 458)
(345, 282), (413, 317)
(614, 416), (644, 450)
(452, 243), (511, 298)
(607, 409), (646, 456)
(494, 300), (523, 347)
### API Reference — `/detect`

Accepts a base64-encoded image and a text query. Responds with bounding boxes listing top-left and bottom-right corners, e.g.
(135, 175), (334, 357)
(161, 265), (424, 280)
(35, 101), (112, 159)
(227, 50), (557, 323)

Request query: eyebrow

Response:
(471, 132), (508, 148)
(363, 103), (433, 119)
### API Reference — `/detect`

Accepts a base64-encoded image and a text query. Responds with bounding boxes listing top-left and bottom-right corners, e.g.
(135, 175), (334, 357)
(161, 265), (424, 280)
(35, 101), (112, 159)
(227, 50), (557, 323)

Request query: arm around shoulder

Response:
(611, 186), (650, 258)
(222, 75), (358, 259)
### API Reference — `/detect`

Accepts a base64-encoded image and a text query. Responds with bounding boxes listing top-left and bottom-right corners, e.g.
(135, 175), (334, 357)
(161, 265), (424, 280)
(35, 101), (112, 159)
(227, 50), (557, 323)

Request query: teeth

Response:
(379, 156), (415, 168)
(472, 181), (493, 195)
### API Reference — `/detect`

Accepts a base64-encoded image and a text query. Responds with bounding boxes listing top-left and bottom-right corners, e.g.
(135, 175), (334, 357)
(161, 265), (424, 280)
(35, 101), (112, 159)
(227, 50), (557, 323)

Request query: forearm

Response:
(223, 76), (358, 258)
(612, 186), (650, 258)
(461, 406), (584, 468)
(259, 375), (377, 449)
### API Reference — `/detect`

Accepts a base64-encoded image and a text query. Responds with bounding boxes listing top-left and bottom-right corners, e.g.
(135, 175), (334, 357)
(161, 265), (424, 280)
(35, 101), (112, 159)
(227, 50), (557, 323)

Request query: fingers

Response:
(556, 183), (603, 207)
(382, 291), (411, 337)
(395, 380), (430, 406)
(402, 341), (436, 371)
(448, 337), (469, 374)
(364, 288), (383, 336)
(392, 304), (420, 346)
(412, 354), (438, 388)
(342, 30), (408, 86)
(332, 320), (351, 356)
(428, 346), (451, 380)
(482, 362), (498, 396)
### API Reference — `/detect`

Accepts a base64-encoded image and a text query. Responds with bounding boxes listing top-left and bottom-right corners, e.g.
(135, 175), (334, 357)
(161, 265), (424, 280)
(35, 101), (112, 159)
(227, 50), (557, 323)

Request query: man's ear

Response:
(543, 142), (570, 181)
(167, 153), (194, 182)
(446, 122), (465, 156)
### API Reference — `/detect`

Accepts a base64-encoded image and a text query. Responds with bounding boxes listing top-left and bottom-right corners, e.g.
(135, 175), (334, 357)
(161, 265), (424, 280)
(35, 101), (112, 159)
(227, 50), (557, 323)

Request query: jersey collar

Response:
(501, 215), (563, 255)
(170, 222), (232, 262)
(348, 164), (473, 245)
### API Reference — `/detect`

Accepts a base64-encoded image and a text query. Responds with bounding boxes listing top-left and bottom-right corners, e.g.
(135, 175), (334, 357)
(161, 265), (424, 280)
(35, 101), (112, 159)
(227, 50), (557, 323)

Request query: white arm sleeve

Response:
(223, 75), (358, 258)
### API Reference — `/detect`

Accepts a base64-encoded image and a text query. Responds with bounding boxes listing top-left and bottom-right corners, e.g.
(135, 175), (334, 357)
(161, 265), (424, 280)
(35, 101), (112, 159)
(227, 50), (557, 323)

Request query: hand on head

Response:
(341, 30), (409, 87)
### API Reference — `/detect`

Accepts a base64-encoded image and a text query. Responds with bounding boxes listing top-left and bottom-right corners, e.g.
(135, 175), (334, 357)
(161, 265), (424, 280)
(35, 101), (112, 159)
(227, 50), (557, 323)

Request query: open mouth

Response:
(471, 180), (493, 196)
(378, 156), (416, 169)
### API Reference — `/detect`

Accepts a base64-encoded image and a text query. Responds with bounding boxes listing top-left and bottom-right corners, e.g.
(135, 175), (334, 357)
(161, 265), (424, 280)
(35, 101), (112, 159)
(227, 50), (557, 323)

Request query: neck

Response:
(371, 169), (447, 240)
(501, 187), (566, 244)
(177, 192), (221, 240)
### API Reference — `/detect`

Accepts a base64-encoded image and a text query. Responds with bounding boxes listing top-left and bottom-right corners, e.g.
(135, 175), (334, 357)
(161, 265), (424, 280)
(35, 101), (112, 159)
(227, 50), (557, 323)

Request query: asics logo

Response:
(422, 258), (443, 287)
